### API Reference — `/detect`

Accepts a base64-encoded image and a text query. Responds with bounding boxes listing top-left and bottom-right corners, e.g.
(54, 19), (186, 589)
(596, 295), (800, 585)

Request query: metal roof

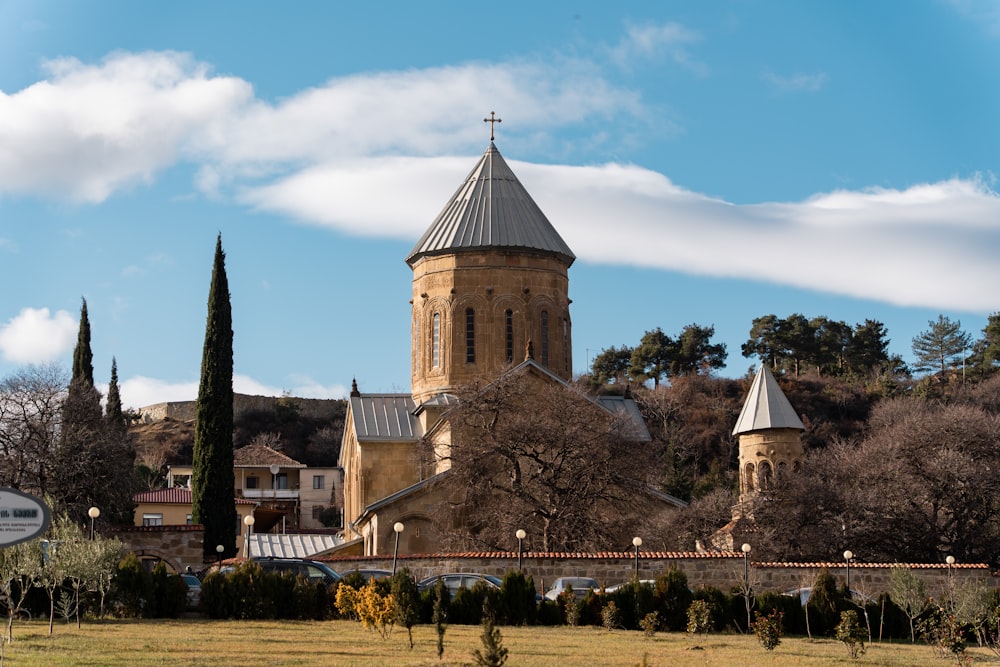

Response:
(247, 533), (345, 559)
(731, 365), (805, 435)
(350, 394), (421, 441)
(405, 142), (575, 267)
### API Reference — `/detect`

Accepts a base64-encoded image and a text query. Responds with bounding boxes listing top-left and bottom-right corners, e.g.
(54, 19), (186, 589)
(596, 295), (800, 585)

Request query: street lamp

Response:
(392, 522), (405, 576)
(515, 529), (526, 571)
(243, 514), (255, 559)
(632, 536), (642, 579)
(87, 506), (100, 540)
(843, 550), (854, 592)
(216, 544), (224, 568)
(741, 543), (752, 581)
(946, 555), (955, 579)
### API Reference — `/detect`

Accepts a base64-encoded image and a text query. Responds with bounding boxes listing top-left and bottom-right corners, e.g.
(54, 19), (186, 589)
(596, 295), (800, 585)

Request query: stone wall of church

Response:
(323, 552), (993, 598)
(410, 250), (572, 402)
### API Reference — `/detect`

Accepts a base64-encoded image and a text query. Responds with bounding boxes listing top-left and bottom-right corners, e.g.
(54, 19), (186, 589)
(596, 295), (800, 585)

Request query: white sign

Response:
(0, 488), (51, 547)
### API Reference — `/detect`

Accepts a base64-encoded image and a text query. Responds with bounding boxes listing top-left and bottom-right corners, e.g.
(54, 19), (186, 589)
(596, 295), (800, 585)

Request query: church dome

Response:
(405, 142), (575, 267)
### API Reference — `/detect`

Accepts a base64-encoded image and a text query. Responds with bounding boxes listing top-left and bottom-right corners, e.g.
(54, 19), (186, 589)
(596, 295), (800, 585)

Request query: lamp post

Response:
(243, 514), (255, 559)
(269, 463), (280, 505)
(216, 544), (224, 568)
(515, 529), (526, 571)
(741, 543), (752, 582)
(392, 522), (404, 576)
(87, 506), (100, 540)
(946, 554), (955, 580)
(632, 536), (642, 579)
(843, 550), (854, 592)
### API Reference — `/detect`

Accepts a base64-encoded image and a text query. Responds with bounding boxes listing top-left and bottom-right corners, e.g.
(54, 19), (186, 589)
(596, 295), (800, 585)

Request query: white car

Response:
(544, 577), (600, 601)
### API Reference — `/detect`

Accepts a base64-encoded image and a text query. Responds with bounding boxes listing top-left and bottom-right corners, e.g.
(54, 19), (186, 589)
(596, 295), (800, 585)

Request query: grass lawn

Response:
(0, 618), (993, 666)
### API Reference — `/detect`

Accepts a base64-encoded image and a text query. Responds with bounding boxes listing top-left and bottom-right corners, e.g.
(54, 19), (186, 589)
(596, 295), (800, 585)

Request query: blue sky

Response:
(1, 1), (998, 409)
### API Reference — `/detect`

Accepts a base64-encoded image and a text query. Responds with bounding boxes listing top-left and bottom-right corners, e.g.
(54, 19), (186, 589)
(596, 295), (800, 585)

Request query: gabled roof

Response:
(732, 365), (805, 435)
(233, 443), (305, 468)
(349, 394), (421, 442)
(405, 143), (575, 267)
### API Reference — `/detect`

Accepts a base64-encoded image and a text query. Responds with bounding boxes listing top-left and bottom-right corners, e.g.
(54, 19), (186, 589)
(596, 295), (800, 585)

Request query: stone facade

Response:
(112, 525), (209, 573)
(409, 250), (572, 403)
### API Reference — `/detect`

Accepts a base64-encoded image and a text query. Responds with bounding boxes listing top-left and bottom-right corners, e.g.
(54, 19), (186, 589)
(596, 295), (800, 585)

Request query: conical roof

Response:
(405, 142), (575, 267)
(732, 365), (805, 435)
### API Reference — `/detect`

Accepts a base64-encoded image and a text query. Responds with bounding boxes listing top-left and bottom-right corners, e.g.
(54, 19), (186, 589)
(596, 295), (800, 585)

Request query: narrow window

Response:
(505, 310), (514, 363)
(432, 312), (441, 368)
(540, 310), (549, 366)
(186, 514), (193, 525)
(465, 308), (475, 363)
(275, 473), (289, 490)
(313, 475), (325, 490)
(563, 318), (570, 373)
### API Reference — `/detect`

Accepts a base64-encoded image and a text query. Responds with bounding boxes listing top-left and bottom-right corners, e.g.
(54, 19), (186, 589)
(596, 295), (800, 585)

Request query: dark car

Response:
(342, 568), (394, 583)
(251, 557), (341, 586)
(180, 573), (202, 609)
(417, 573), (502, 596)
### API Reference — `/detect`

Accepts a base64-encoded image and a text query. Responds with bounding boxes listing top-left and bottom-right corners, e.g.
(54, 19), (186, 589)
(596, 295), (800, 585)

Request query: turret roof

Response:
(405, 142), (575, 267)
(732, 364), (805, 435)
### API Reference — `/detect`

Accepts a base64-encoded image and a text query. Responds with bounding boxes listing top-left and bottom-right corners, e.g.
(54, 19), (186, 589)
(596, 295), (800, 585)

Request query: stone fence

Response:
(322, 551), (995, 599)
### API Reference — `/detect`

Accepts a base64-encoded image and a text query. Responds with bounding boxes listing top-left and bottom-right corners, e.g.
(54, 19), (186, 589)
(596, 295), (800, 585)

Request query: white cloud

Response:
(0, 51), (252, 202)
(0, 307), (77, 363)
(610, 22), (707, 74)
(762, 70), (829, 93)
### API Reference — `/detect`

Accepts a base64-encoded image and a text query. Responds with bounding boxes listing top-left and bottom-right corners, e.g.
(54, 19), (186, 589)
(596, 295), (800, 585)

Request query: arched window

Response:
(432, 312), (441, 368)
(540, 310), (549, 366)
(777, 461), (788, 480)
(465, 308), (475, 363)
(743, 462), (756, 492)
(505, 309), (514, 363)
(759, 461), (773, 491)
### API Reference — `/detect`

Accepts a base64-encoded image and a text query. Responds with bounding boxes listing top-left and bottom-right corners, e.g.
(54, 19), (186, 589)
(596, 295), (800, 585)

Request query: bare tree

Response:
(422, 370), (660, 552)
(0, 365), (67, 496)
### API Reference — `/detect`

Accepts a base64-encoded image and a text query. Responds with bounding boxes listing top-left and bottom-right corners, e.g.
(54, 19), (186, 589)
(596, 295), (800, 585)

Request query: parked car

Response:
(417, 573), (502, 596)
(343, 568), (393, 582)
(544, 577), (600, 601)
(180, 573), (202, 609)
(783, 587), (873, 606)
(604, 579), (655, 593)
(251, 557), (341, 586)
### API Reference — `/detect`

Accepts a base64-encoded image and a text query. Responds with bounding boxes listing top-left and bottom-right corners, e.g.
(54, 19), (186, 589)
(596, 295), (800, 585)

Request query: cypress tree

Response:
(72, 298), (94, 386)
(56, 299), (108, 522)
(105, 357), (123, 424)
(192, 234), (237, 558)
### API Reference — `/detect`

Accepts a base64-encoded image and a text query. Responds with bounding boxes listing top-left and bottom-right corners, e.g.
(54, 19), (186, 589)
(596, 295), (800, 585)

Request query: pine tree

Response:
(911, 315), (972, 376)
(192, 234), (237, 559)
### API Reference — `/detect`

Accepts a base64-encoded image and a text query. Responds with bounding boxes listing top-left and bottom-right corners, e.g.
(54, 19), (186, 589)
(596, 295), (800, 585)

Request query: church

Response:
(337, 122), (685, 557)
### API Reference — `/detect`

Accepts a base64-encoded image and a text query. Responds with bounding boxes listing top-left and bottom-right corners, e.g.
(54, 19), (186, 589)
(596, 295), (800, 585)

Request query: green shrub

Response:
(639, 611), (659, 637)
(498, 571), (536, 626)
(835, 610), (867, 658)
(111, 554), (150, 618)
(692, 586), (729, 632)
(752, 609), (783, 651)
(686, 599), (712, 637)
(602, 600), (621, 630)
(653, 566), (693, 631)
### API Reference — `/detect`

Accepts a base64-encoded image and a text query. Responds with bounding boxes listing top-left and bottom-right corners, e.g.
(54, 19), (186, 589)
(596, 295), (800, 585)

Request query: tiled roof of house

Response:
(233, 443), (305, 468)
(133, 487), (255, 505)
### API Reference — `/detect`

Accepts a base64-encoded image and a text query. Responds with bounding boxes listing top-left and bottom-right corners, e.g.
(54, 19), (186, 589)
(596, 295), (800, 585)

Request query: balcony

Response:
(240, 489), (299, 500)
